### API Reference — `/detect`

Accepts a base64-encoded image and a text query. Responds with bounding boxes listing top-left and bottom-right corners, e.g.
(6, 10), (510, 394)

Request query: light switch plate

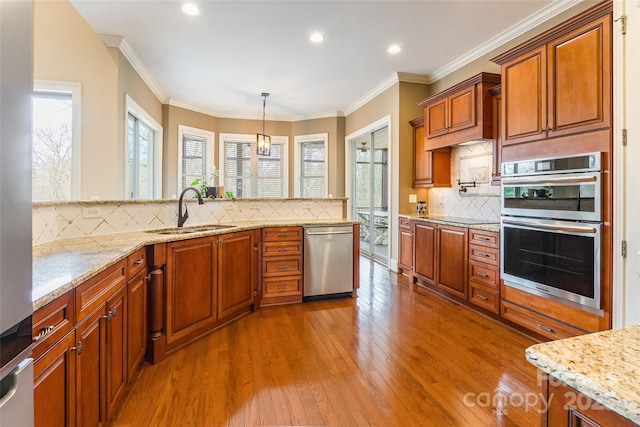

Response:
(82, 207), (102, 219)
(409, 194), (417, 203)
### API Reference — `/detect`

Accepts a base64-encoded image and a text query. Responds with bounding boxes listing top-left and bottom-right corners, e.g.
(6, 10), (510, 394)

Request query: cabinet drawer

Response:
(262, 227), (302, 242)
(469, 284), (499, 314)
(469, 245), (499, 266)
(76, 261), (126, 323)
(469, 261), (499, 288)
(469, 230), (499, 249)
(399, 217), (412, 229)
(32, 290), (75, 360)
(501, 300), (587, 340)
(263, 241), (303, 256)
(263, 256), (302, 276)
(264, 276), (302, 296)
(127, 247), (147, 277)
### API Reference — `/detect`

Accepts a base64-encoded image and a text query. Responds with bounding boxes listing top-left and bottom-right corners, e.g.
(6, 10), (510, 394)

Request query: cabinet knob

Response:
(111, 307), (117, 318)
(146, 273), (152, 282)
(540, 127), (545, 133)
(538, 324), (555, 334)
(71, 341), (83, 355)
(103, 309), (114, 321)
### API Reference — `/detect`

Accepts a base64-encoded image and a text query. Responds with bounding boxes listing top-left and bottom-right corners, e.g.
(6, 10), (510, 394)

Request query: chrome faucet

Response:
(177, 186), (204, 227)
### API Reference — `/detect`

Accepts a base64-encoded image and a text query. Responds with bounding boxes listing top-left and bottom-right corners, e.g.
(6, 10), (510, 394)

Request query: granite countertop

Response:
(398, 214), (500, 233)
(526, 325), (640, 423)
(32, 218), (356, 311)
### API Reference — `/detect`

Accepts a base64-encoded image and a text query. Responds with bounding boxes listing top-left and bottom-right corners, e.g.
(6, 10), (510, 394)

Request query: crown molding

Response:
(427, 0), (583, 84)
(100, 34), (167, 104)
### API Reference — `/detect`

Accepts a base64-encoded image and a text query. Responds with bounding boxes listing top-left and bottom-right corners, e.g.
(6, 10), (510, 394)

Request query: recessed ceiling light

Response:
(182, 3), (200, 16)
(388, 45), (402, 54)
(310, 32), (324, 43)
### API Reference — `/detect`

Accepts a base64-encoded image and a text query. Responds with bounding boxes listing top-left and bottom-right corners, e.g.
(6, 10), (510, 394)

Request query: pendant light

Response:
(257, 92), (271, 156)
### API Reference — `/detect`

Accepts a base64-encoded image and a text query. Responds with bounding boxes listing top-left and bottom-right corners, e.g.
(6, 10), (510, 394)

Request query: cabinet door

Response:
(425, 98), (448, 139)
(105, 285), (127, 420)
(166, 237), (217, 346)
(127, 268), (147, 382)
(436, 225), (468, 299)
(491, 92), (502, 185)
(548, 15), (611, 138)
(413, 122), (432, 187)
(34, 331), (77, 427)
(502, 46), (547, 145)
(217, 230), (255, 319)
(448, 86), (476, 133)
(76, 307), (106, 427)
(413, 222), (436, 286)
(398, 228), (413, 271)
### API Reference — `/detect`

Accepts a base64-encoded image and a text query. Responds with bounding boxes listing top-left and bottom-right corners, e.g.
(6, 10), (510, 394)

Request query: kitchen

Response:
(1, 0), (640, 426)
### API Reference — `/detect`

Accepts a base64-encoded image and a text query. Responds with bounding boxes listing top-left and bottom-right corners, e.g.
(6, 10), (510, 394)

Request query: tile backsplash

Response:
(33, 199), (346, 246)
(428, 141), (501, 222)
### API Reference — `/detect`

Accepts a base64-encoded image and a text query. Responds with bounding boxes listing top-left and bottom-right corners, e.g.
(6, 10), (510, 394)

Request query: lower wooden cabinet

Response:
(34, 331), (77, 427)
(76, 303), (105, 427)
(261, 227), (303, 305)
(435, 225), (468, 299)
(413, 221), (437, 286)
(105, 285), (127, 420)
(398, 218), (413, 277)
(127, 267), (147, 382)
(217, 231), (256, 318)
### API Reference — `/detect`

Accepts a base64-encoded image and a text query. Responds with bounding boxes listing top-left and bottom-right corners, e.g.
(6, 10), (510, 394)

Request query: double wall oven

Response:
(501, 152), (603, 313)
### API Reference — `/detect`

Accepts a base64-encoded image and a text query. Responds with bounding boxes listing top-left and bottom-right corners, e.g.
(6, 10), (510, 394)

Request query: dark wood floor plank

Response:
(111, 257), (540, 426)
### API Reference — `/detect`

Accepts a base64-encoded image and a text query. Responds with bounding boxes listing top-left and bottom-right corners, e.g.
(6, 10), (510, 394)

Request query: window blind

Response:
(300, 140), (325, 198)
(223, 139), (284, 198)
(181, 133), (207, 189)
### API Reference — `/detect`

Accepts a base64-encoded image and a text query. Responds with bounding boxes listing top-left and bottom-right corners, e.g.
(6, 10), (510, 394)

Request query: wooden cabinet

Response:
(398, 217), (413, 278)
(490, 85), (502, 186)
(261, 227), (303, 305)
(126, 256), (147, 382)
(418, 72), (501, 151)
(217, 230), (256, 319)
(105, 285), (127, 420)
(542, 375), (637, 427)
(493, 3), (612, 149)
(413, 221), (437, 287)
(410, 117), (451, 188)
(435, 225), (468, 299)
(34, 330), (77, 427)
(467, 230), (500, 314)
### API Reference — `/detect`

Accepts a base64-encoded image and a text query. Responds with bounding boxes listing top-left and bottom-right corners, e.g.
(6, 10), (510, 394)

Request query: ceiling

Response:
(70, 0), (581, 121)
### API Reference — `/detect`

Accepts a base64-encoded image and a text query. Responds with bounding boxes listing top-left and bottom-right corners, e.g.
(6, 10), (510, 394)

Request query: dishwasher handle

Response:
(305, 230), (353, 236)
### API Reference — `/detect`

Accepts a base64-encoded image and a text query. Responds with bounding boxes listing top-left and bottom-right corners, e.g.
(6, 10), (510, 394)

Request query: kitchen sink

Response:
(147, 224), (235, 235)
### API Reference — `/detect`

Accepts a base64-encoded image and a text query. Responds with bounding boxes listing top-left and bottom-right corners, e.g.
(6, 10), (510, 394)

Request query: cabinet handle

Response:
(220, 239), (224, 244)
(103, 310), (113, 321)
(547, 126), (552, 132)
(476, 236), (491, 242)
(540, 127), (545, 133)
(278, 247), (288, 252)
(146, 273), (152, 282)
(476, 294), (488, 301)
(134, 258), (144, 265)
(33, 325), (55, 342)
(71, 341), (83, 355)
(538, 324), (555, 334)
(477, 272), (489, 278)
(277, 232), (288, 237)
(278, 285), (288, 289)
(477, 252), (491, 258)
(111, 307), (117, 318)
(278, 265), (288, 269)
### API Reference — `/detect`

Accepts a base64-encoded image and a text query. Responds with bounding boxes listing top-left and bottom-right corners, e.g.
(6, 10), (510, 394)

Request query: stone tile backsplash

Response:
(428, 141), (501, 222)
(33, 199), (345, 245)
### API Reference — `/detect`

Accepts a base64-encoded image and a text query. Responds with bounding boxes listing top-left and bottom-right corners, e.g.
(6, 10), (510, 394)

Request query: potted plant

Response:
(191, 167), (221, 199)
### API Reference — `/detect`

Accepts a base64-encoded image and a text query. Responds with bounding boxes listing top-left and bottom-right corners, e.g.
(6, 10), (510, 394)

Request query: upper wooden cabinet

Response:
(410, 116), (451, 188)
(489, 85), (502, 186)
(418, 72), (501, 151)
(493, 2), (612, 147)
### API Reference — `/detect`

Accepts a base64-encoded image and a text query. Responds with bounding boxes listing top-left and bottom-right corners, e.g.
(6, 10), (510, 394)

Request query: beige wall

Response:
(34, 0), (119, 199)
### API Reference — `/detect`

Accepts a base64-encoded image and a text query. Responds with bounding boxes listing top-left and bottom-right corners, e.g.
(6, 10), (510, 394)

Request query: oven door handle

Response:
(502, 218), (597, 234)
(501, 175), (597, 186)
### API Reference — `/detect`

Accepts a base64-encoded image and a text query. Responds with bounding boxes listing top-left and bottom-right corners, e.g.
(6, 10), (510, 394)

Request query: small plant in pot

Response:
(191, 167), (221, 199)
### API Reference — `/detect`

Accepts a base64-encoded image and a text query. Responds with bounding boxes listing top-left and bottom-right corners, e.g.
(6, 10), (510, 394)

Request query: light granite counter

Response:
(32, 219), (356, 311)
(526, 326), (640, 424)
(398, 214), (500, 233)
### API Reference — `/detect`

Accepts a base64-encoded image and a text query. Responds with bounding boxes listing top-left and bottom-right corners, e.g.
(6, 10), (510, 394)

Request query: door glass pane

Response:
(354, 142), (373, 254)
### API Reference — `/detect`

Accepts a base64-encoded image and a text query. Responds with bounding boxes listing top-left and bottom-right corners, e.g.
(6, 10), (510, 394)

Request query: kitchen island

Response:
(527, 326), (640, 426)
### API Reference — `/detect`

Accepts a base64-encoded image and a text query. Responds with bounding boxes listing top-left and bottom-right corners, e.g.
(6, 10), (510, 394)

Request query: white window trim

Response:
(125, 94), (163, 199)
(33, 80), (82, 200)
(177, 125), (215, 192)
(218, 132), (289, 198)
(293, 133), (328, 198)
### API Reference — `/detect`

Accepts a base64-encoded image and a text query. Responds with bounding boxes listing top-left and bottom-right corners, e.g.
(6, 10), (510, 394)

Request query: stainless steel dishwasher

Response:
(303, 225), (354, 298)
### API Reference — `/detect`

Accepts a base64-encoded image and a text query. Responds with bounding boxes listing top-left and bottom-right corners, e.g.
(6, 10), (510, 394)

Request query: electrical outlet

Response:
(82, 207), (102, 219)
(249, 203), (260, 210)
(302, 202), (313, 209)
(409, 194), (417, 203)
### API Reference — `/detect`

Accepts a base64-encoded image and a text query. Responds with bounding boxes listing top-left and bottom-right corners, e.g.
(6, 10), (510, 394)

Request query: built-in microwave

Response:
(500, 152), (603, 313)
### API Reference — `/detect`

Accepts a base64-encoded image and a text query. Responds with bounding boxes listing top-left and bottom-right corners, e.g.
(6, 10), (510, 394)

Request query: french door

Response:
(353, 126), (389, 263)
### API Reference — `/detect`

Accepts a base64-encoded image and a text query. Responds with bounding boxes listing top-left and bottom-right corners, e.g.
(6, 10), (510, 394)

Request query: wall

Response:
(34, 0), (119, 199)
(32, 198), (346, 246)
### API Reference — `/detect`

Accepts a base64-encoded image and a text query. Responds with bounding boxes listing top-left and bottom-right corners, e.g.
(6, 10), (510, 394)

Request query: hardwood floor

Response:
(112, 257), (541, 426)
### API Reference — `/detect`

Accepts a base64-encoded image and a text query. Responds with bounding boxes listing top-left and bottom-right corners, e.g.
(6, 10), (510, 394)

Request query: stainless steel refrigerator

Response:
(0, 0), (35, 425)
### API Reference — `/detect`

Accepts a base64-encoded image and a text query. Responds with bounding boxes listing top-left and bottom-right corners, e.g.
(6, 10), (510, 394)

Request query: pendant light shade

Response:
(257, 92), (271, 156)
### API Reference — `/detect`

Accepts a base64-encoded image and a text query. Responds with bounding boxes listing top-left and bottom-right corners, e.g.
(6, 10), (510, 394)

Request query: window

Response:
(294, 133), (328, 198)
(125, 95), (162, 199)
(219, 133), (288, 198)
(177, 125), (215, 191)
(32, 81), (81, 201)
